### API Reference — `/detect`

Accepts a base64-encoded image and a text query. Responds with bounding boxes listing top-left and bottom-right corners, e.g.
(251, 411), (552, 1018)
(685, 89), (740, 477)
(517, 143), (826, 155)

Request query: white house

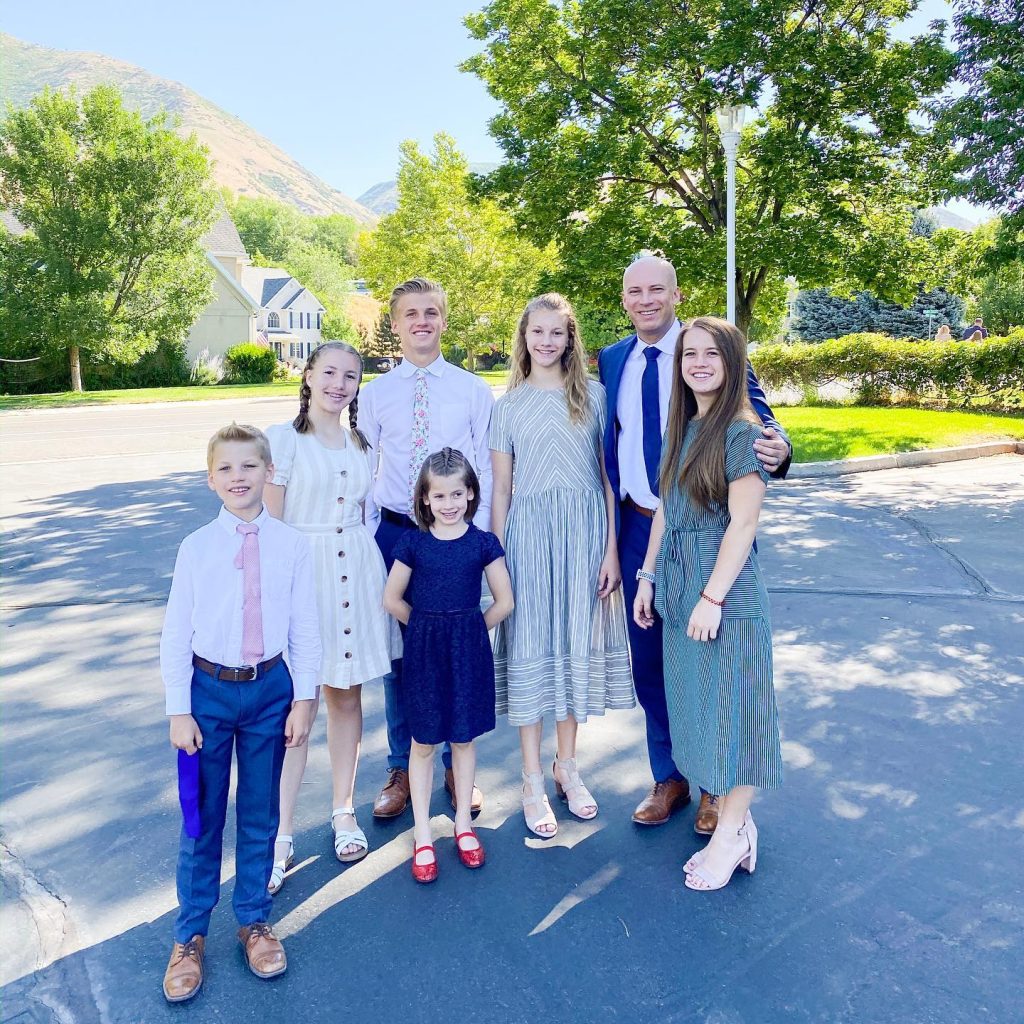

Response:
(241, 266), (326, 366)
(186, 211), (326, 367)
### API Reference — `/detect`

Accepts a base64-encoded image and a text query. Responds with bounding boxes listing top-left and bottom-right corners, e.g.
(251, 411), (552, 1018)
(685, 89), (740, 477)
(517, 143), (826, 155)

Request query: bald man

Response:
(598, 255), (792, 833)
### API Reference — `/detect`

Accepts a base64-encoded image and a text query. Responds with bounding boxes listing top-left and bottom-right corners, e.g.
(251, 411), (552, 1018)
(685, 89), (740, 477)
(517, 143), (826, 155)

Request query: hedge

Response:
(751, 331), (1024, 409)
(223, 342), (276, 384)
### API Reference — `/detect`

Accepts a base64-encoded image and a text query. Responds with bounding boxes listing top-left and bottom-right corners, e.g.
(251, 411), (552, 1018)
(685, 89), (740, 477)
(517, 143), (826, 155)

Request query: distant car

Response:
(365, 356), (398, 374)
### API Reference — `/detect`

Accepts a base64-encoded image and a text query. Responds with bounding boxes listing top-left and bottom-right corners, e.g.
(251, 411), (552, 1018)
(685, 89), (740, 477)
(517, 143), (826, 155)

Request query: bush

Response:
(87, 338), (191, 389)
(223, 342), (276, 384)
(751, 332), (1024, 409)
(190, 348), (224, 385)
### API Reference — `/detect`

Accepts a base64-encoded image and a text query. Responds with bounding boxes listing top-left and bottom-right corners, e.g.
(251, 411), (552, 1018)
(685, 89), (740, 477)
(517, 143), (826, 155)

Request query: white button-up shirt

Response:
(616, 319), (680, 508)
(358, 354), (495, 531)
(160, 505), (322, 715)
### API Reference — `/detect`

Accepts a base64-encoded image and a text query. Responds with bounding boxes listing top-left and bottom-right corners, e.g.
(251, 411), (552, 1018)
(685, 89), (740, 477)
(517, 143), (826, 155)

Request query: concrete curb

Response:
(789, 440), (1024, 478)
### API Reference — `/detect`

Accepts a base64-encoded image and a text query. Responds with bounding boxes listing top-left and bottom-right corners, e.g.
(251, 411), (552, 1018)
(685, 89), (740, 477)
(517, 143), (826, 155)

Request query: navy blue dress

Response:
(391, 524), (505, 744)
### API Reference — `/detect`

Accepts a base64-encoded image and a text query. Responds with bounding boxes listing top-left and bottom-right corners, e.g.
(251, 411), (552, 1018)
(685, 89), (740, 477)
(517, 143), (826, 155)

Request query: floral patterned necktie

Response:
(408, 369), (429, 513)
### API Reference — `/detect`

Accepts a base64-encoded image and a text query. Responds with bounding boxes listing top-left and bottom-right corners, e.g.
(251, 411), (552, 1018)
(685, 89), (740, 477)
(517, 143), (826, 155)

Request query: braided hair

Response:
(292, 341), (369, 452)
(411, 447), (481, 530)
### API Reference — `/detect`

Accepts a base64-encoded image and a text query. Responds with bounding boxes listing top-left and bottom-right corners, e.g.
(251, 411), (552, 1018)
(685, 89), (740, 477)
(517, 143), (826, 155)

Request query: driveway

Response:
(2, 400), (1022, 1024)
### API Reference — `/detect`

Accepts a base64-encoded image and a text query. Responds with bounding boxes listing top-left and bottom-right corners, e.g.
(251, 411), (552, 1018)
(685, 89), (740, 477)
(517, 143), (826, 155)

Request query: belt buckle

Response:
(238, 664), (257, 681)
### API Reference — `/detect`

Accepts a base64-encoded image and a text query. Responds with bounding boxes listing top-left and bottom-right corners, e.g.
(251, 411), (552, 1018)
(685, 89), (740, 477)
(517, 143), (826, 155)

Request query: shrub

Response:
(87, 338), (191, 389)
(223, 342), (276, 384)
(751, 332), (1024, 410)
(190, 348), (224, 385)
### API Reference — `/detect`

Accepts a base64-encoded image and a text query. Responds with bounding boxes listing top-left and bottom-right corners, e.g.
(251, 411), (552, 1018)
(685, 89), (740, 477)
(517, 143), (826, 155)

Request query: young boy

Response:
(358, 278), (494, 819)
(160, 423), (320, 1003)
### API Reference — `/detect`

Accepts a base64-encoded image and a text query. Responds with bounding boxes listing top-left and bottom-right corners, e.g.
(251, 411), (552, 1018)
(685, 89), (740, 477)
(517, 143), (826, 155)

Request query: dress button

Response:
(344, 651), (353, 659)
(341, 575), (348, 583)
(338, 550), (345, 558)
(339, 470), (348, 477)
(337, 497), (344, 504)
(336, 526), (343, 533)
(342, 601), (350, 609)
(344, 627), (352, 635)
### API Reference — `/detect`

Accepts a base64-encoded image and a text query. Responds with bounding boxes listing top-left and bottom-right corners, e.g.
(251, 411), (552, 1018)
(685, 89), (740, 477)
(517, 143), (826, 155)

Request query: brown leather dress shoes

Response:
(444, 768), (484, 814)
(162, 935), (204, 1003)
(632, 778), (692, 825)
(238, 922), (287, 979)
(694, 792), (720, 835)
(373, 767), (410, 818)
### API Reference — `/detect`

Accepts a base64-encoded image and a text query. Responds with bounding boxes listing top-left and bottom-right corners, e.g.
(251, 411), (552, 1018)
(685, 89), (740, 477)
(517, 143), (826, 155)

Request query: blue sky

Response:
(2, 0), (955, 202)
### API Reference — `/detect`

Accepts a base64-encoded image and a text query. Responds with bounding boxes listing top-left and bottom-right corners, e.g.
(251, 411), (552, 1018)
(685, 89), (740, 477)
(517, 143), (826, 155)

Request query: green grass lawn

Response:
(0, 371), (512, 410)
(775, 405), (1024, 463)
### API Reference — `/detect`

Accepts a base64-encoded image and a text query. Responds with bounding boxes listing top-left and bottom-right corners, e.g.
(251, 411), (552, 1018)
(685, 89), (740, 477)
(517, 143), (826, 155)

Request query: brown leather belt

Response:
(624, 496), (655, 519)
(192, 652), (283, 682)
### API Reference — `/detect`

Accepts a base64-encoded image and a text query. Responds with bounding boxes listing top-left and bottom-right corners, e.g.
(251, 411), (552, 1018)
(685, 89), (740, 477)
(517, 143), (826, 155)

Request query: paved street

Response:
(2, 399), (1023, 1024)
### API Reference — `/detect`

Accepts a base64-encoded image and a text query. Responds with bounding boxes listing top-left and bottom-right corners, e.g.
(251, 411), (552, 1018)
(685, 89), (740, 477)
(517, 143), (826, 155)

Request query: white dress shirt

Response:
(616, 319), (680, 508)
(160, 505), (322, 715)
(359, 354), (495, 531)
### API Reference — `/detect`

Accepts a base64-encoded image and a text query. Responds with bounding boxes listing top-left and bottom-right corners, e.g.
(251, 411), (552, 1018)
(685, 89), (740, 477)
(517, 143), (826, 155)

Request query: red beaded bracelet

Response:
(699, 590), (725, 607)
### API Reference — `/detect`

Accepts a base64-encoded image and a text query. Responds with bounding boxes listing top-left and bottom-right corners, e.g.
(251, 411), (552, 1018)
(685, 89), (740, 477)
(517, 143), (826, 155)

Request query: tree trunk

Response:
(466, 349), (477, 372)
(69, 344), (83, 392)
(736, 298), (754, 338)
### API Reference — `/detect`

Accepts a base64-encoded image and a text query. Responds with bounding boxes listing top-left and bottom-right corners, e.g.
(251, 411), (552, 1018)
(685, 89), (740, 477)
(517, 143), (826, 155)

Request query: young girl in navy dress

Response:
(383, 448), (514, 883)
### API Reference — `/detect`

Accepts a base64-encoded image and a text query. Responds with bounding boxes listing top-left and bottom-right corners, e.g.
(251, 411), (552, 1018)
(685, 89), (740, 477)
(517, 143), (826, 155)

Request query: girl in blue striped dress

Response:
(634, 316), (782, 892)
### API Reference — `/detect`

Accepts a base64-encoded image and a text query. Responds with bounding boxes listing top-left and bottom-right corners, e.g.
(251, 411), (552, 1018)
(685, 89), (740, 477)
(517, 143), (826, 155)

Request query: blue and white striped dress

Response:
(490, 379), (635, 725)
(656, 418), (783, 794)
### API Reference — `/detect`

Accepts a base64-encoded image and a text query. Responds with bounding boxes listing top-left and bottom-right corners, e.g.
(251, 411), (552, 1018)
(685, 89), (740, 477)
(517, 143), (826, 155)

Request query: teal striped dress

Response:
(655, 419), (783, 794)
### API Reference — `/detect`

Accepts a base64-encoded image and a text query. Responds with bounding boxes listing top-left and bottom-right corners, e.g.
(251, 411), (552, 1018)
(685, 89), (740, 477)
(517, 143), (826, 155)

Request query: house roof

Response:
(205, 252), (259, 314)
(201, 209), (248, 257)
(281, 288), (306, 308)
(240, 266), (294, 306)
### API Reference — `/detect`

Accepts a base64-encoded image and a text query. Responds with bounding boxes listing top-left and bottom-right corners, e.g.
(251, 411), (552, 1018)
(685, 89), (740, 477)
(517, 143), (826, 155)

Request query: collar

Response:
(396, 353), (446, 379)
(630, 319), (681, 362)
(217, 504), (270, 535)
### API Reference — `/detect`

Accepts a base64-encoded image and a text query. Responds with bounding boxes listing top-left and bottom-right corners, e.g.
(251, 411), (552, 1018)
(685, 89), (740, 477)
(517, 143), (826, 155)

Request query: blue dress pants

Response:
(617, 502), (686, 785)
(174, 660), (292, 943)
(375, 514), (452, 772)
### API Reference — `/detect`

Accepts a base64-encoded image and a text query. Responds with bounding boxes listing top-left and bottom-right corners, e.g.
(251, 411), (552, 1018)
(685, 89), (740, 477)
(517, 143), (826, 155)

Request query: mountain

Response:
(0, 33), (375, 224)
(358, 162), (501, 215)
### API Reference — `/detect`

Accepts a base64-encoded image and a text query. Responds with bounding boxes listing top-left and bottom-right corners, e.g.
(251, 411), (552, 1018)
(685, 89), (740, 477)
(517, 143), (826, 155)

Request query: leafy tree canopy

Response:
(0, 85), (216, 390)
(357, 133), (555, 366)
(939, 1), (1024, 245)
(463, 0), (956, 333)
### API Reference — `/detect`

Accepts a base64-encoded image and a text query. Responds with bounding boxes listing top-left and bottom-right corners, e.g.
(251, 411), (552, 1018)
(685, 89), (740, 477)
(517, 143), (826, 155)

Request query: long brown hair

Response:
(412, 448), (481, 530)
(293, 341), (369, 451)
(507, 293), (592, 425)
(659, 316), (759, 510)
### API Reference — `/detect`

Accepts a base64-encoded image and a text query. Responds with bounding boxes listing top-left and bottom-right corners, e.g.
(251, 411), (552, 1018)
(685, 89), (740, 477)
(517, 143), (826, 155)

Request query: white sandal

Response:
(521, 770), (558, 838)
(267, 834), (293, 895)
(331, 806), (369, 863)
(552, 756), (598, 820)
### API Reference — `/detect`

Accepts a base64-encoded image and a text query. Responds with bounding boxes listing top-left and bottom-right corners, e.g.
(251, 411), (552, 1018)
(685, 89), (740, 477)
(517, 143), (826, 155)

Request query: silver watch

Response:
(636, 569), (656, 584)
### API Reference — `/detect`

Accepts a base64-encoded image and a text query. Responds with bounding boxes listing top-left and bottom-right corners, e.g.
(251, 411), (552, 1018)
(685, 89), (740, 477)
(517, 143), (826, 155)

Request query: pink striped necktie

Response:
(234, 523), (264, 666)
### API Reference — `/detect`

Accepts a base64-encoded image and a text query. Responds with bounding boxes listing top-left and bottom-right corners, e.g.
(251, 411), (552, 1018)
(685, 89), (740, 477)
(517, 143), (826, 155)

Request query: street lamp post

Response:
(715, 103), (751, 326)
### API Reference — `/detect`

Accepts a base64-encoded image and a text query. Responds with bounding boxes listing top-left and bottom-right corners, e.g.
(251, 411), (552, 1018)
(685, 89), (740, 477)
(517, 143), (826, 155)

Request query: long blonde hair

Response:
(659, 316), (759, 510)
(507, 293), (591, 425)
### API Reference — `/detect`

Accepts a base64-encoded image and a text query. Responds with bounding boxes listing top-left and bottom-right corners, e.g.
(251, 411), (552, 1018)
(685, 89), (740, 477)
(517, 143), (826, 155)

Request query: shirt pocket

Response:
(696, 532), (768, 620)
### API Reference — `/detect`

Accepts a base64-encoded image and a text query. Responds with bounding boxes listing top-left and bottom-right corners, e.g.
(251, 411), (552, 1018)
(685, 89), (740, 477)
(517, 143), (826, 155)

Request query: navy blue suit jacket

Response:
(597, 333), (792, 504)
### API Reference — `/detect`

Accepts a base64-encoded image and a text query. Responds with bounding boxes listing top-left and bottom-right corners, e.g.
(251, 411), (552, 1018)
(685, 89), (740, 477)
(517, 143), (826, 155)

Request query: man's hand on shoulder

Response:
(753, 426), (790, 472)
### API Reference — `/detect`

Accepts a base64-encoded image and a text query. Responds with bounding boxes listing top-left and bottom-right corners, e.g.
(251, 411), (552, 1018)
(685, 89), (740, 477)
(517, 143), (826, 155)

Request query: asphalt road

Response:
(2, 399), (1023, 1024)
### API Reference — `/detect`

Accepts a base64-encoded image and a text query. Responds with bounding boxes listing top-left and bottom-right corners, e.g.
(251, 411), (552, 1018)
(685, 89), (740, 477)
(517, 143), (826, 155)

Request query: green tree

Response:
(357, 134), (555, 368)
(978, 263), (1024, 334)
(0, 85), (216, 391)
(464, 0), (955, 334)
(939, 1), (1024, 245)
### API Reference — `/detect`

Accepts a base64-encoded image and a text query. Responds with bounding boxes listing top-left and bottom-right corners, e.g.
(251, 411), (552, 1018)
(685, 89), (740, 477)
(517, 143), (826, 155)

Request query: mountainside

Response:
(0, 33), (375, 223)
(358, 162), (501, 215)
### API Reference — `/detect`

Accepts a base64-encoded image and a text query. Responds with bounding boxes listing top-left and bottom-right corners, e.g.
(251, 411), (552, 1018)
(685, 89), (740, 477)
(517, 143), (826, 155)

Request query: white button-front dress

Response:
(266, 423), (401, 688)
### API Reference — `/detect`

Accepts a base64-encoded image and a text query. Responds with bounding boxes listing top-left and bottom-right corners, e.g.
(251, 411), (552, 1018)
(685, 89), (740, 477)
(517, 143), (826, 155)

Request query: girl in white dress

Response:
(264, 342), (401, 893)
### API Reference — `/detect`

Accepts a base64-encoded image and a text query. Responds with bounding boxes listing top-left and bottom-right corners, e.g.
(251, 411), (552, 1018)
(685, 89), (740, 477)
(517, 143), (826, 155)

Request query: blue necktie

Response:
(641, 345), (661, 496)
